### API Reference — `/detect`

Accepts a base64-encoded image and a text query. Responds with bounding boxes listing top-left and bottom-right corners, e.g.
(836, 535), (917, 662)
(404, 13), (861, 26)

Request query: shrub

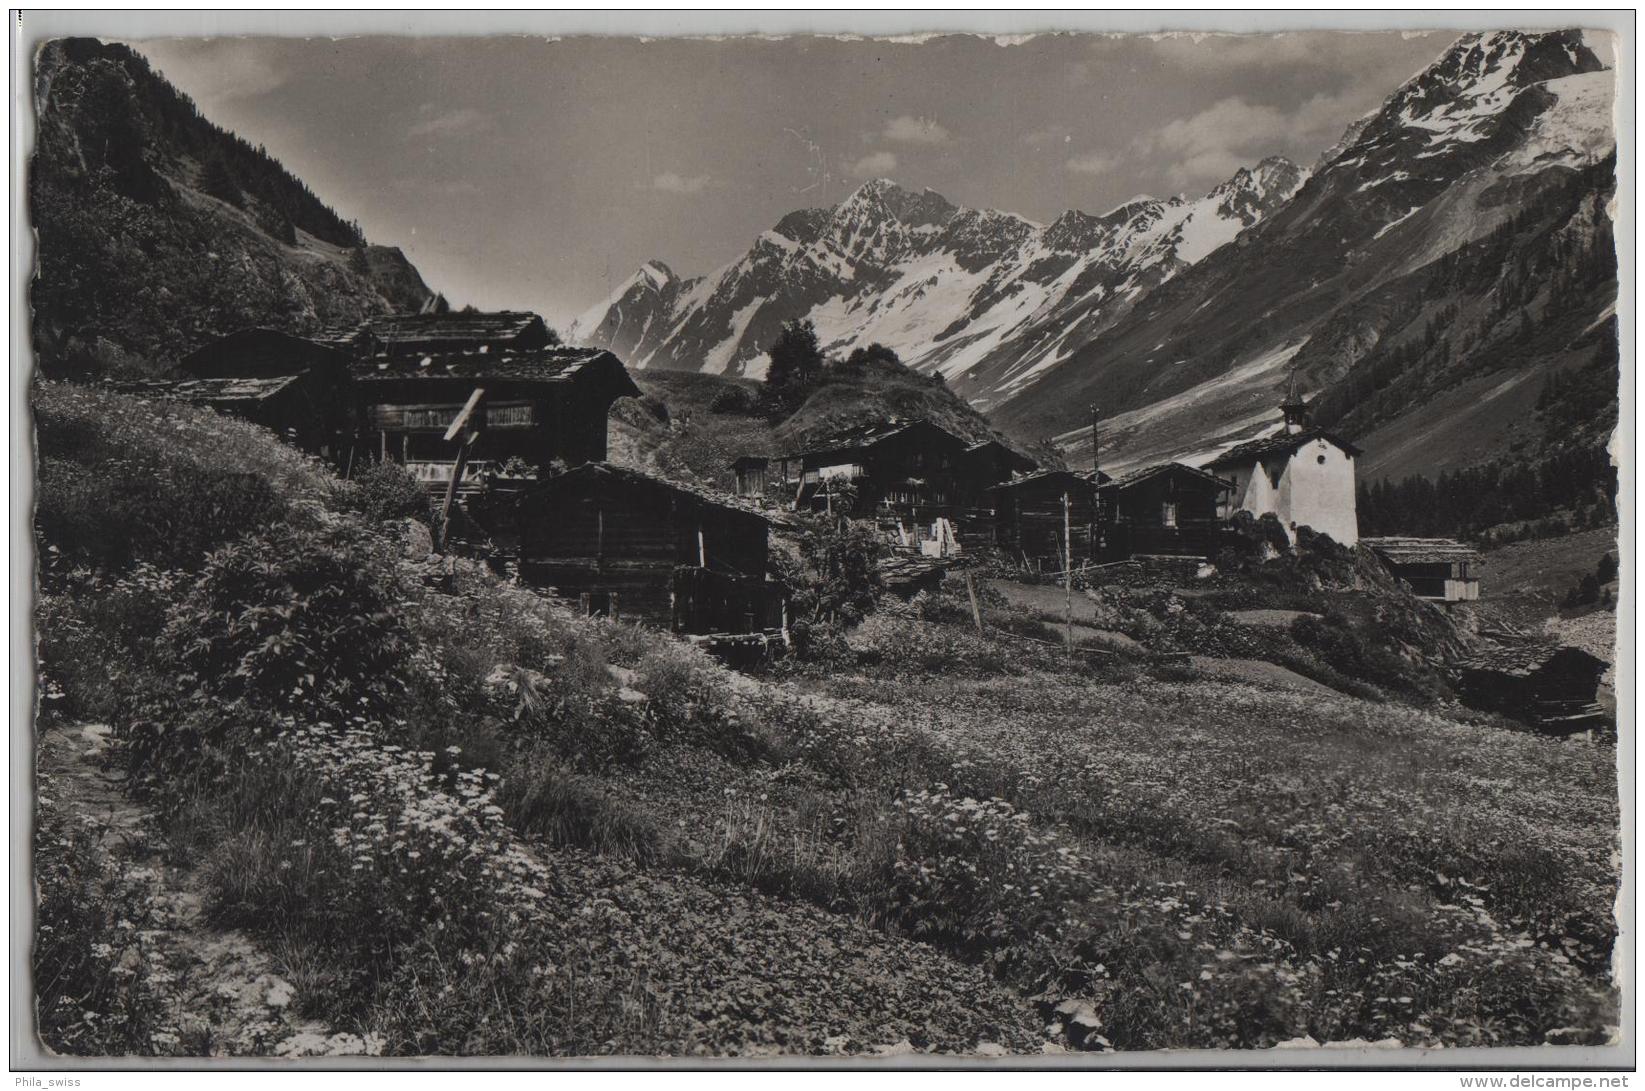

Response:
(36, 455), (286, 571)
(708, 385), (762, 416)
(343, 461), (433, 526)
(35, 564), (182, 722)
(159, 522), (412, 714)
(877, 788), (1093, 978)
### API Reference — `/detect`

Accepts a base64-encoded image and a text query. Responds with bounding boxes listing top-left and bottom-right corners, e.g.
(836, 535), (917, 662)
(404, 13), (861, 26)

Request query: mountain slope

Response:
(989, 29), (1617, 479)
(571, 160), (1305, 407)
(29, 39), (434, 377)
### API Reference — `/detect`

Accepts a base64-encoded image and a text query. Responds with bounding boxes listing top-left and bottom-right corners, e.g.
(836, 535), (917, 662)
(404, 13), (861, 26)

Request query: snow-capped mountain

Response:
(570, 158), (1306, 407)
(988, 29), (1618, 481)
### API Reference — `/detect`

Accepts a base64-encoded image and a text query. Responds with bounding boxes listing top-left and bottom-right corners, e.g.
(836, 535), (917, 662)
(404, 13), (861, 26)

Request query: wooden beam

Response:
(444, 387), (487, 443)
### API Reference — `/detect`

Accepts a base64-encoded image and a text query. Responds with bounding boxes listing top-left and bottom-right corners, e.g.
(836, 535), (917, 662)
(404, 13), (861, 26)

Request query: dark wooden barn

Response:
(352, 347), (640, 488)
(989, 469), (1109, 567)
(1098, 462), (1232, 560)
(513, 463), (781, 635)
(344, 311), (557, 358)
(786, 418), (970, 520)
(1362, 537), (1483, 602)
(1454, 643), (1611, 734)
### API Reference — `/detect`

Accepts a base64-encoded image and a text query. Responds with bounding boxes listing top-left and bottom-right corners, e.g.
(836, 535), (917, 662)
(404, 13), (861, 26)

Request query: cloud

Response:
(848, 151), (899, 177)
(881, 114), (952, 145)
(650, 171), (713, 195)
(408, 107), (495, 140)
(1143, 92), (1363, 188)
(1065, 151), (1119, 176)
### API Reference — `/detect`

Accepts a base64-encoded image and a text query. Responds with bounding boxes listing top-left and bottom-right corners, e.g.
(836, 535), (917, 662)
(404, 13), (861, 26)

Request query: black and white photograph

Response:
(11, 9), (1634, 1074)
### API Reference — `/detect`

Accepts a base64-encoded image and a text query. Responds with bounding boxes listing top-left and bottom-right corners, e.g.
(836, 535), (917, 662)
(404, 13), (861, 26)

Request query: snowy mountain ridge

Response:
(570, 158), (1307, 407)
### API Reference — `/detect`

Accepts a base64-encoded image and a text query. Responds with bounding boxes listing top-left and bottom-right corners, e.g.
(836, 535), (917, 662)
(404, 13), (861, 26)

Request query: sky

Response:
(132, 31), (1460, 330)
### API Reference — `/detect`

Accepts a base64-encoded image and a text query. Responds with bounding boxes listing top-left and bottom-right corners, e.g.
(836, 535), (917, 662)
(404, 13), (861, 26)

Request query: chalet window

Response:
(1161, 501), (1178, 528)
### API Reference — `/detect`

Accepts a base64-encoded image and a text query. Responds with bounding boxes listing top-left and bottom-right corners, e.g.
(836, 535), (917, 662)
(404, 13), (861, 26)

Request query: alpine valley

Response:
(574, 29), (1619, 485)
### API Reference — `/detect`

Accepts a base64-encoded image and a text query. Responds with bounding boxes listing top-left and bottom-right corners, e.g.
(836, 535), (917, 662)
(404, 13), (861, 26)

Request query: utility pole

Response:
(1063, 489), (1073, 656)
(1089, 403), (1101, 563)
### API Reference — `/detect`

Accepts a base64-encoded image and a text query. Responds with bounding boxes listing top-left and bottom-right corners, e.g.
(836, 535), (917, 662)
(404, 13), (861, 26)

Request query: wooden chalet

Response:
(989, 469), (1109, 567)
(1098, 462), (1232, 561)
(352, 347), (640, 489)
(783, 417), (970, 520)
(1454, 643), (1610, 734)
(342, 311), (557, 358)
(513, 462), (781, 636)
(1362, 537), (1482, 602)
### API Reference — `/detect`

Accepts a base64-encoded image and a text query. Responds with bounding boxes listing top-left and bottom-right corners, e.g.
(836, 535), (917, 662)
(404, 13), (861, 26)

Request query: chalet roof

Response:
(1362, 537), (1484, 565)
(1100, 461), (1233, 493)
(177, 327), (350, 379)
(964, 439), (1039, 472)
(729, 455), (770, 469)
(357, 311), (551, 351)
(352, 347), (640, 397)
(312, 322), (369, 350)
(793, 417), (966, 460)
(528, 462), (771, 525)
(109, 375), (303, 404)
(1457, 642), (1608, 677)
(1205, 426), (1363, 468)
(991, 467), (1112, 492)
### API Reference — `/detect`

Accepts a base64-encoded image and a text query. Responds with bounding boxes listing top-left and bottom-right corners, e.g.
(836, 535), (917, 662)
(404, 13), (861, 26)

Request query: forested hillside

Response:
(29, 39), (434, 377)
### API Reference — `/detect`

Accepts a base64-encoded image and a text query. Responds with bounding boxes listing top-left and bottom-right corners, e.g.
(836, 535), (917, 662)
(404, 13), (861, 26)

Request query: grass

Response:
(32, 380), (1621, 1055)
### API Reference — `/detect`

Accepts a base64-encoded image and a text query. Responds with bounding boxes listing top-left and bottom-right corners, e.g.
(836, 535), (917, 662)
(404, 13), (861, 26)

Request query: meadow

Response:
(32, 382), (1620, 1056)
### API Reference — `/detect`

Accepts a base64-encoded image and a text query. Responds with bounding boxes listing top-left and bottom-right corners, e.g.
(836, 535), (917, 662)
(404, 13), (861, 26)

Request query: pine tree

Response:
(765, 319), (824, 404)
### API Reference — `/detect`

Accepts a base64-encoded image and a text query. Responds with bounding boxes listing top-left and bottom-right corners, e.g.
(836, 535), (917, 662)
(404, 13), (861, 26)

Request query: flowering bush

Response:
(880, 788), (1091, 974)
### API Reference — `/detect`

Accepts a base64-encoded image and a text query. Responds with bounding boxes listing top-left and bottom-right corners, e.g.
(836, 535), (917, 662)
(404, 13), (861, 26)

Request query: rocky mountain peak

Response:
(1379, 29), (1603, 131)
(836, 178), (957, 231)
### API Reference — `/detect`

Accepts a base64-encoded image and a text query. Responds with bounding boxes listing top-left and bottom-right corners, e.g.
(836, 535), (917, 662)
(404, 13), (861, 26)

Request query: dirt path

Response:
(35, 722), (377, 1058)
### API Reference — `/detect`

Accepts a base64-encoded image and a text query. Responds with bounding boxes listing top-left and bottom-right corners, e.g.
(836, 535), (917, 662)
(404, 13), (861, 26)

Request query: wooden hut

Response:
(1362, 537), (1482, 601)
(352, 347), (639, 488)
(786, 417), (970, 520)
(1454, 644), (1610, 734)
(1098, 462), (1232, 560)
(989, 469), (1108, 567)
(730, 455), (770, 500)
(513, 463), (780, 635)
(144, 327), (355, 455)
(108, 371), (350, 457)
